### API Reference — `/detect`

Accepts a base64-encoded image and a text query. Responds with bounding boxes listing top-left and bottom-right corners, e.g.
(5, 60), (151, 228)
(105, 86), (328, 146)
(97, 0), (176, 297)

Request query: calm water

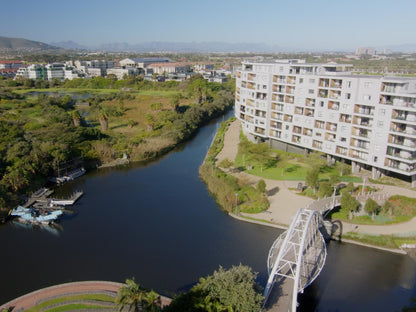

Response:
(1, 111), (415, 311)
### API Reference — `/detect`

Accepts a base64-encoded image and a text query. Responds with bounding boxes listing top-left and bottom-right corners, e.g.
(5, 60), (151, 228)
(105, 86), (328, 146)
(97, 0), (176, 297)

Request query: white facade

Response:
(106, 67), (137, 80)
(235, 60), (416, 184)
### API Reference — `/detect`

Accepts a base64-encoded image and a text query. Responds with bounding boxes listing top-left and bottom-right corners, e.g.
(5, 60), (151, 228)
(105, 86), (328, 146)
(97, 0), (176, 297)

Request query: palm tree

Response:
(71, 110), (82, 127)
(98, 110), (109, 131)
(116, 278), (146, 312)
(143, 290), (162, 312)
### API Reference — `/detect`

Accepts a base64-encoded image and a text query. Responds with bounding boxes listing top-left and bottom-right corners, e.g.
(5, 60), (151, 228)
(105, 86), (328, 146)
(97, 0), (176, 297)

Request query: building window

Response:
(379, 109), (386, 116)
(345, 93), (351, 99)
(299, 78), (304, 83)
(363, 94), (371, 100)
(347, 81), (352, 88)
(364, 82), (372, 88)
(378, 121), (384, 127)
(341, 137), (347, 142)
(309, 78), (315, 83)
(320, 101), (324, 107)
(308, 89), (314, 94)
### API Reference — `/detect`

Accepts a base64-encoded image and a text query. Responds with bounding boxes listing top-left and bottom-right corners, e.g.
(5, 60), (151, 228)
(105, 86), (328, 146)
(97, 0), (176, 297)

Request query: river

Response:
(0, 111), (415, 311)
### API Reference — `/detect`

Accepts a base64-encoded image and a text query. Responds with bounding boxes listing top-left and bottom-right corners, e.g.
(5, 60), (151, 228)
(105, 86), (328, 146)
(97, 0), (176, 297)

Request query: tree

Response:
(143, 290), (162, 312)
(218, 158), (233, 169)
(145, 114), (155, 131)
(306, 167), (320, 194)
(318, 181), (333, 198)
(257, 179), (267, 195)
(250, 143), (273, 172)
(341, 191), (360, 220)
(98, 110), (109, 131)
(71, 110), (82, 127)
(364, 198), (379, 220)
(169, 94), (181, 112)
(151, 102), (163, 111)
(193, 264), (264, 312)
(337, 162), (350, 177)
(116, 278), (146, 312)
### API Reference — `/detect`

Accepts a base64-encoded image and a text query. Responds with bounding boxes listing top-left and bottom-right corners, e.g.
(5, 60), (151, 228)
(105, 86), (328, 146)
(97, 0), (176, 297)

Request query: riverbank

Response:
(213, 118), (416, 254)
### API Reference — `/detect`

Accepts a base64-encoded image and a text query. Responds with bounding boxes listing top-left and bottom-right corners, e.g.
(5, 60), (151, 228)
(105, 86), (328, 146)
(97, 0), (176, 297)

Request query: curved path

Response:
(216, 119), (416, 236)
(0, 281), (171, 311)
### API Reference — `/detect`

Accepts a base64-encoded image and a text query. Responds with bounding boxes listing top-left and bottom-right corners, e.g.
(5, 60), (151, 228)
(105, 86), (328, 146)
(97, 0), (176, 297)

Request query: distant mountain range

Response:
(0, 36), (59, 51)
(1, 35), (416, 53)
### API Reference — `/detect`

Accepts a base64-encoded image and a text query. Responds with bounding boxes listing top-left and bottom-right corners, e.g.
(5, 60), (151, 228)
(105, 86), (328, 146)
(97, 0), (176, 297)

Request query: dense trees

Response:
(116, 278), (162, 312)
(165, 264), (263, 312)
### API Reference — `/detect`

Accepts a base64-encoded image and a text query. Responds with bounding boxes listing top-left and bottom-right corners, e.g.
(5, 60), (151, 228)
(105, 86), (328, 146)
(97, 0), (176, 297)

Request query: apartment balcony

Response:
(287, 76), (296, 84)
(303, 128), (313, 136)
(353, 116), (373, 127)
(295, 107), (304, 115)
(236, 87), (241, 94)
(247, 82), (256, 90)
(293, 126), (302, 134)
(273, 84), (285, 93)
(319, 78), (329, 88)
(384, 158), (415, 172)
(272, 94), (285, 102)
(245, 115), (254, 123)
(255, 110), (267, 118)
(237, 72), (241, 78)
(273, 75), (286, 83)
(247, 73), (256, 81)
(256, 92), (267, 100)
(336, 146), (348, 156)
(285, 95), (294, 104)
(352, 127), (371, 139)
(286, 86), (295, 94)
(254, 126), (266, 135)
(313, 140), (323, 149)
(271, 112), (283, 121)
(339, 114), (352, 123)
(326, 122), (337, 132)
(381, 82), (408, 94)
(304, 108), (315, 117)
(284, 114), (293, 122)
(270, 129), (281, 138)
(330, 79), (342, 89)
(270, 121), (282, 130)
(387, 147), (416, 160)
(318, 89), (328, 98)
(350, 138), (369, 150)
(354, 104), (374, 116)
(349, 149), (368, 161)
(388, 135), (416, 148)
(271, 103), (284, 112)
(305, 98), (315, 107)
(240, 113), (245, 120)
(246, 99), (254, 107)
(292, 135), (301, 144)
(328, 100), (340, 110)
(392, 110), (416, 122)
(329, 90), (341, 100)
(325, 132), (336, 142)
(314, 120), (325, 129)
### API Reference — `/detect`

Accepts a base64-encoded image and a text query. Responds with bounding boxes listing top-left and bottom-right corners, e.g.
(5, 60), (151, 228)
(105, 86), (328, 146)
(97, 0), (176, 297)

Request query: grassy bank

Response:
(341, 232), (416, 250)
(199, 118), (269, 213)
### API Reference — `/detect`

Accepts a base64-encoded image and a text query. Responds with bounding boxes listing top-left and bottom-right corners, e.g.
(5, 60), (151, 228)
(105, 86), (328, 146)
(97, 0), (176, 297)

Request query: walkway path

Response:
(0, 281), (171, 311)
(216, 119), (416, 236)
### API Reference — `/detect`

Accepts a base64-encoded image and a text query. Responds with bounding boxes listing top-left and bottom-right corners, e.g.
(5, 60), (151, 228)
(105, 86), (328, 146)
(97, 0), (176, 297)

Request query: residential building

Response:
(106, 67), (138, 80)
(15, 63), (83, 80)
(0, 60), (23, 69)
(72, 60), (115, 77)
(119, 57), (172, 68)
(355, 47), (376, 56)
(146, 62), (190, 74)
(235, 60), (416, 186)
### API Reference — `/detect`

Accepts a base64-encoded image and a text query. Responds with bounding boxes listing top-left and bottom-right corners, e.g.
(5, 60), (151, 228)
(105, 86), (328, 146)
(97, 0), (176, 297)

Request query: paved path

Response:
(216, 119), (416, 236)
(0, 281), (171, 311)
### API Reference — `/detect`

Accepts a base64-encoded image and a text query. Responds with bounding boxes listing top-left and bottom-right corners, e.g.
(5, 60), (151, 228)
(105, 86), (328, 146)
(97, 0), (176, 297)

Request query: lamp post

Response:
(332, 186), (337, 210)
(235, 193), (238, 215)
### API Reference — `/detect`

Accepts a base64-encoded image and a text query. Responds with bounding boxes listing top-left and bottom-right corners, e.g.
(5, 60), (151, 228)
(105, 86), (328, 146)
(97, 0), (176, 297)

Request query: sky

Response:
(2, 0), (416, 51)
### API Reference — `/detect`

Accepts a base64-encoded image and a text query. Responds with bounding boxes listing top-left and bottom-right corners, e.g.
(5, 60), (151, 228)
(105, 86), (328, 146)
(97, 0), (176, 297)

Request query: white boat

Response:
(10, 206), (63, 225)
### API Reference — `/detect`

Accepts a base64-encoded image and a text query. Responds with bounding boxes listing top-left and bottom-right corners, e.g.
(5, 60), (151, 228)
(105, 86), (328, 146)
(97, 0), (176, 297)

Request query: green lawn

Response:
(25, 294), (116, 312)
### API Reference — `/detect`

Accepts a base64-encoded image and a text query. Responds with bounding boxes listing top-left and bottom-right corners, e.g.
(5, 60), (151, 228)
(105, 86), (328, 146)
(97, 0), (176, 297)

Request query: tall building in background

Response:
(235, 60), (416, 186)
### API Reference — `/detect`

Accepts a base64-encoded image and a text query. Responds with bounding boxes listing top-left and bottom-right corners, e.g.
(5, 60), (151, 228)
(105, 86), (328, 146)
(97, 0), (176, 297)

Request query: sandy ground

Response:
(216, 119), (416, 236)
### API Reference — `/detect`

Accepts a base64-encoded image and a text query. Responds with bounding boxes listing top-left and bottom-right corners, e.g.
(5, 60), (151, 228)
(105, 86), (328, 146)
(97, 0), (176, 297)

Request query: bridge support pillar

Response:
(412, 175), (416, 188)
(352, 161), (361, 174)
(326, 155), (335, 166)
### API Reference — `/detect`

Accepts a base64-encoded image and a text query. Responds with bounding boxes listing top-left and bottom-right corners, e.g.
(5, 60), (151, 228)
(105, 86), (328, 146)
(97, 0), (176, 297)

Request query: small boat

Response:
(10, 206), (63, 225)
(51, 167), (86, 184)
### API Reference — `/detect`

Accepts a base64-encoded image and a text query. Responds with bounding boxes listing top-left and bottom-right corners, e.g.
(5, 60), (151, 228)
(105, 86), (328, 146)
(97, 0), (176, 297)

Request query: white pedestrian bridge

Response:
(263, 195), (341, 312)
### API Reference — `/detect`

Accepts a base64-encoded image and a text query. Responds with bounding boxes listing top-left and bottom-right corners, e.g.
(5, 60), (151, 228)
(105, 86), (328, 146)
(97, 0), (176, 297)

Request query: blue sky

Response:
(2, 0), (416, 50)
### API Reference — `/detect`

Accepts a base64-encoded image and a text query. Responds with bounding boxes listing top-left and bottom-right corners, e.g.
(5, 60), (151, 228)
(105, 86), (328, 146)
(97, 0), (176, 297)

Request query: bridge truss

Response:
(263, 208), (327, 312)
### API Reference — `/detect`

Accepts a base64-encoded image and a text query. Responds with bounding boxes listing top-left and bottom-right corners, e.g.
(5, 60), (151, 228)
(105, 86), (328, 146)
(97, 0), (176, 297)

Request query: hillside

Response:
(0, 36), (59, 51)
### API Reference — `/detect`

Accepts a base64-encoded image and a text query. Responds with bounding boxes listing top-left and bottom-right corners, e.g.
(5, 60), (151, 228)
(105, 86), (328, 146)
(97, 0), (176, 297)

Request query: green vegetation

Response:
(199, 119), (269, 214)
(0, 75), (234, 209)
(24, 293), (116, 312)
(165, 264), (263, 312)
(342, 233), (416, 249)
(116, 278), (162, 312)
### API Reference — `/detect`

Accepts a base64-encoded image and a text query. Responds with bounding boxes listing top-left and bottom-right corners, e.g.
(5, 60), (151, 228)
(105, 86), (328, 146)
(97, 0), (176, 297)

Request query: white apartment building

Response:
(235, 60), (416, 186)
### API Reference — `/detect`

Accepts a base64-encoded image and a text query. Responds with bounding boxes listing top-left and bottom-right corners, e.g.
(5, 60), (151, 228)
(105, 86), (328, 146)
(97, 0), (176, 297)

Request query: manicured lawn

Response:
(25, 294), (116, 312)
(342, 232), (416, 249)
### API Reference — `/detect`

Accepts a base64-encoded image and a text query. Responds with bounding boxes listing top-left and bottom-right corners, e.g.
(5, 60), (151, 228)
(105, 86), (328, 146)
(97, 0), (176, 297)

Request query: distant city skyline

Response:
(2, 0), (416, 51)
